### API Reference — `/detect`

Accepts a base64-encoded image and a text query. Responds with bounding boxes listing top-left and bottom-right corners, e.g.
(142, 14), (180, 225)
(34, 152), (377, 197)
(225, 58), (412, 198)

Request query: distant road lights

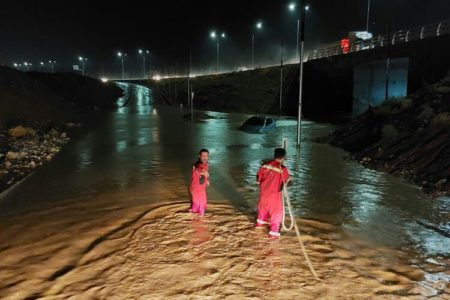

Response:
(305, 5), (310, 11)
(256, 22), (263, 29)
(13, 63), (18, 69)
(221, 32), (226, 38)
(289, 3), (296, 11)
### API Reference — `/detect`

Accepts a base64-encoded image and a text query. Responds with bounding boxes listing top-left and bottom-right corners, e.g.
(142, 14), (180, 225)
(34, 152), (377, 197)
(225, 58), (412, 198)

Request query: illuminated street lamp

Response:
(117, 51), (127, 79)
(297, 0), (308, 147)
(289, 3), (310, 61)
(138, 49), (150, 78)
(78, 56), (88, 75)
(210, 30), (226, 73)
(13, 63), (18, 69)
(252, 21), (263, 69)
(48, 60), (56, 72)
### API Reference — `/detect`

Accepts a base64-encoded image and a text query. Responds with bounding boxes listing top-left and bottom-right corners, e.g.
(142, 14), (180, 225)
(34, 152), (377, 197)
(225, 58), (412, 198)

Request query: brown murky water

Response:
(0, 84), (448, 299)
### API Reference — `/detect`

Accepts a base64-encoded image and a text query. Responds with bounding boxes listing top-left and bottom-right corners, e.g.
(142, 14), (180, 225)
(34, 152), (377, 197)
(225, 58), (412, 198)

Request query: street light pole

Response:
(121, 57), (124, 79)
(78, 57), (87, 75)
(210, 31), (225, 73)
(48, 60), (55, 73)
(296, 19), (300, 61)
(252, 22), (262, 70)
(366, 0), (371, 32)
(216, 41), (219, 73)
(117, 52), (125, 79)
(297, 0), (306, 147)
(251, 33), (255, 69)
(138, 49), (149, 78)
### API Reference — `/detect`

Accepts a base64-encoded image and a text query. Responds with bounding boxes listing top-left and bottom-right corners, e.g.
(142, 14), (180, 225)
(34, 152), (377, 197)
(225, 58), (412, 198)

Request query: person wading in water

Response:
(189, 149), (210, 216)
(255, 148), (290, 239)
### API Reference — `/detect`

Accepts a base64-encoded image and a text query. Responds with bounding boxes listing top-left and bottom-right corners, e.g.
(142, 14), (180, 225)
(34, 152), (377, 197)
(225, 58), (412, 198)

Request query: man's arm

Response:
(256, 167), (264, 184)
(282, 167), (291, 185)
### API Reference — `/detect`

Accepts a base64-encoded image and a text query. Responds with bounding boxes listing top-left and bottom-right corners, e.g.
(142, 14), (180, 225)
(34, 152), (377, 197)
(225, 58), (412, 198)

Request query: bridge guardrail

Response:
(309, 19), (450, 61)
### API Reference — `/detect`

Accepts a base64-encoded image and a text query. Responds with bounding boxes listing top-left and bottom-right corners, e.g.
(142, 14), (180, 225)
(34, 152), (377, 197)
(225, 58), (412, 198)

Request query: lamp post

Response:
(210, 31), (226, 73)
(138, 49), (150, 78)
(297, 0), (308, 147)
(289, 3), (309, 61)
(252, 21), (263, 69)
(78, 56), (88, 75)
(288, 3), (299, 61)
(117, 51), (126, 79)
(48, 60), (56, 72)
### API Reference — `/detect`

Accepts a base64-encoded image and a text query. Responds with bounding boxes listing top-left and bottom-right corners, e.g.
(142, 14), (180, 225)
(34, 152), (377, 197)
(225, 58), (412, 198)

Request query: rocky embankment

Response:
(0, 125), (78, 191)
(0, 66), (123, 193)
(330, 72), (450, 196)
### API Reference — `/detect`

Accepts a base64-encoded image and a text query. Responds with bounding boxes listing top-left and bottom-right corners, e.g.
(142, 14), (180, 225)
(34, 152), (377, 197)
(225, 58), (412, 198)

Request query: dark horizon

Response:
(1, 0), (450, 78)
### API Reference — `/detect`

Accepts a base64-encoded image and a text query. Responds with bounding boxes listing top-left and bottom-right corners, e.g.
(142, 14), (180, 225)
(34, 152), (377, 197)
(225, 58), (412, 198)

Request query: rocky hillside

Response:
(330, 72), (450, 196)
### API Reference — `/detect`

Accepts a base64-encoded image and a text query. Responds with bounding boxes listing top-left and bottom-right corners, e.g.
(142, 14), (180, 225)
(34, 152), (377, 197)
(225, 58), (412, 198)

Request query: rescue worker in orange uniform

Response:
(189, 149), (210, 216)
(255, 148), (290, 239)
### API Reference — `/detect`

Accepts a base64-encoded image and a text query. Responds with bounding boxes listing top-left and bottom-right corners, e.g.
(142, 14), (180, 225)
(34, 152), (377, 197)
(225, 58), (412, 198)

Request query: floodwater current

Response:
(0, 83), (448, 299)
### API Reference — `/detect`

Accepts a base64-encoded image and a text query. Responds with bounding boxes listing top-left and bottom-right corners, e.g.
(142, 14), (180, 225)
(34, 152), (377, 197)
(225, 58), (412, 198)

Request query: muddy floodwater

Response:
(0, 84), (448, 299)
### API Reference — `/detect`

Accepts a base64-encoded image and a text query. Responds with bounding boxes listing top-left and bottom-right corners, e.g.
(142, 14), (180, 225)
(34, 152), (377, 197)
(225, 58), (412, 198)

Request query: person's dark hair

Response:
(274, 148), (286, 159)
(199, 149), (209, 155)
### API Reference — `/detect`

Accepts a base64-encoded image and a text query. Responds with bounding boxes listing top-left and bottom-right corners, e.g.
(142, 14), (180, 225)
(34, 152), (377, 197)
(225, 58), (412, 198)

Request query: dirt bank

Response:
(131, 65), (298, 115)
(0, 67), (123, 193)
(330, 72), (450, 197)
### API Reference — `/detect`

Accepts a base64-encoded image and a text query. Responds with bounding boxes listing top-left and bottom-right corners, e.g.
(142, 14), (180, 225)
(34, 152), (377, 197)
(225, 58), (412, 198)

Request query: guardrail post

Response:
(437, 22), (442, 36)
(405, 30), (409, 42)
(420, 26), (425, 39)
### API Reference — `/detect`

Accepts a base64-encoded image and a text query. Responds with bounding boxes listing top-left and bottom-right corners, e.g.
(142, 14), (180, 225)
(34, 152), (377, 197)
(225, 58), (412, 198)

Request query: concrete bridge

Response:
(296, 19), (450, 116)
(123, 19), (450, 119)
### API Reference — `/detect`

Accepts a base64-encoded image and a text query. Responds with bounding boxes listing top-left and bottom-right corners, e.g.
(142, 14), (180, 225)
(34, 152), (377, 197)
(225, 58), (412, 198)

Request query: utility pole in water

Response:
(296, 0), (306, 148)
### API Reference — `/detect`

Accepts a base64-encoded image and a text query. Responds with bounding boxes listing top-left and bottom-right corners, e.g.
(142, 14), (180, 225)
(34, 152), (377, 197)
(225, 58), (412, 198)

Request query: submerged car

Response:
(239, 115), (276, 133)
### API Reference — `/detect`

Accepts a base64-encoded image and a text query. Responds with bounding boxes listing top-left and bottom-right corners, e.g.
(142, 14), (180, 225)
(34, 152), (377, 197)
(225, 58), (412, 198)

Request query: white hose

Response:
(281, 184), (295, 231)
(280, 162), (320, 280)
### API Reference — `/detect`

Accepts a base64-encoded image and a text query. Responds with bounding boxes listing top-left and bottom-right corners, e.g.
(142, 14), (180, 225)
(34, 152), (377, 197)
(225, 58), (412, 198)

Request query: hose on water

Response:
(279, 149), (320, 280)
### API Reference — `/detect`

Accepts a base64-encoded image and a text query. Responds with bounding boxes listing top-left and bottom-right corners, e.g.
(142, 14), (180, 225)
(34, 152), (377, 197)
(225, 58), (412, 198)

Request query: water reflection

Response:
(0, 83), (448, 272)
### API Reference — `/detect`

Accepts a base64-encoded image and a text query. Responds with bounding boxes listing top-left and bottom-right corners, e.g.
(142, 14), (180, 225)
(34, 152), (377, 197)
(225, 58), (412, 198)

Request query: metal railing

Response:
(309, 19), (450, 60)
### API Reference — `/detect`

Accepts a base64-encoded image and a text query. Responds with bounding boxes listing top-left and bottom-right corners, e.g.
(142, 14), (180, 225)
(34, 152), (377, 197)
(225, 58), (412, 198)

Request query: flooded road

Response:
(0, 83), (448, 299)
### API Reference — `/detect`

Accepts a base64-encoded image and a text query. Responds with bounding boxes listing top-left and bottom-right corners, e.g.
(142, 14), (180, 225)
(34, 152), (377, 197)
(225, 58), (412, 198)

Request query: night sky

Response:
(1, 0), (450, 77)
